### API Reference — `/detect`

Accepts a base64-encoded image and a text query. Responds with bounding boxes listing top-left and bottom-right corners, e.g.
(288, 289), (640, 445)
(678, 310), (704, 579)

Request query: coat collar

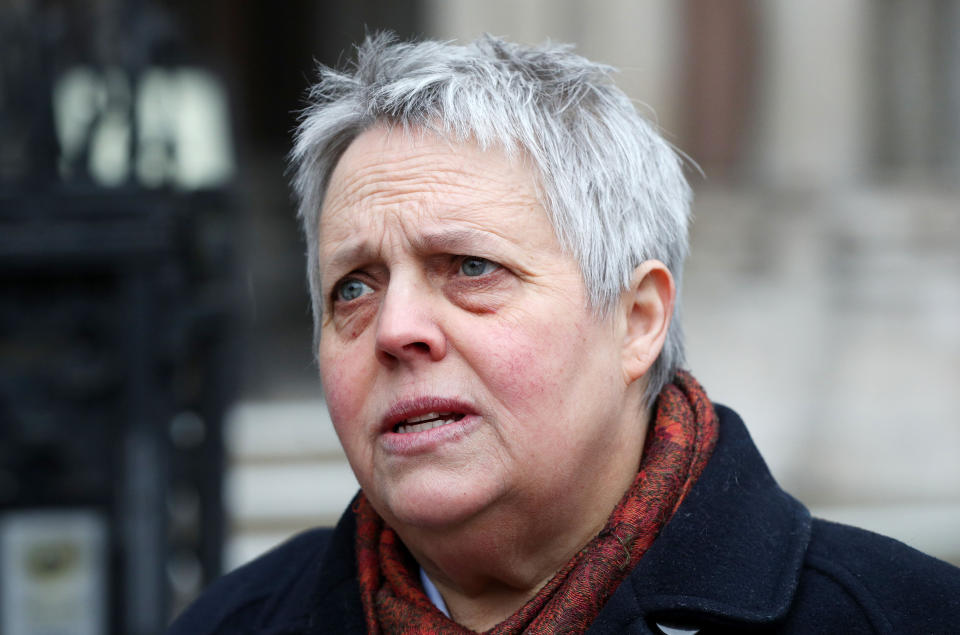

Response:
(301, 501), (365, 633)
(304, 405), (812, 632)
(591, 405), (812, 630)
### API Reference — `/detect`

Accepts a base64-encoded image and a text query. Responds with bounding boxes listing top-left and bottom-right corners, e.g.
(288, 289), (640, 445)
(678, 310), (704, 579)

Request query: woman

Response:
(171, 34), (960, 634)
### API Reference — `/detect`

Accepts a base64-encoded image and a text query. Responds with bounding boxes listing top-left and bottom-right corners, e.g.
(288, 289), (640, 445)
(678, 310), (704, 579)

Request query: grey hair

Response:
(290, 33), (692, 408)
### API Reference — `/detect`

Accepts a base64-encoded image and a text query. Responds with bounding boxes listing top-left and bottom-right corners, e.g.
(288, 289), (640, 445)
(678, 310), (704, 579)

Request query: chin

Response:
(374, 469), (501, 532)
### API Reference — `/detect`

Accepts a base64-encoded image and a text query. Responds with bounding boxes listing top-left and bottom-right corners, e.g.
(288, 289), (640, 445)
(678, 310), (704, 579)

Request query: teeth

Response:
(397, 419), (451, 434)
(406, 412), (445, 424)
(395, 412), (465, 434)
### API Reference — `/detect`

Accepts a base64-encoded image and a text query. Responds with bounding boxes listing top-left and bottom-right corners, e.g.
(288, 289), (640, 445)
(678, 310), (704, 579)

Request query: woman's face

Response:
(318, 125), (643, 533)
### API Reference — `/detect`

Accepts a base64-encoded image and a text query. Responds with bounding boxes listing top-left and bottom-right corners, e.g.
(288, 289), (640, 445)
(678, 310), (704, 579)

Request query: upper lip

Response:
(381, 396), (478, 433)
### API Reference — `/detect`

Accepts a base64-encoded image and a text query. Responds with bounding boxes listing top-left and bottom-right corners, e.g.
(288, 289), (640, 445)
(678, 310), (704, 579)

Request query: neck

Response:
(429, 572), (548, 631)
(410, 511), (608, 630)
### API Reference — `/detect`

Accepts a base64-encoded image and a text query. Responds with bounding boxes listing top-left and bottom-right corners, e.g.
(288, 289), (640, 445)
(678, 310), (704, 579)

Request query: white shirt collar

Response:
(419, 567), (451, 617)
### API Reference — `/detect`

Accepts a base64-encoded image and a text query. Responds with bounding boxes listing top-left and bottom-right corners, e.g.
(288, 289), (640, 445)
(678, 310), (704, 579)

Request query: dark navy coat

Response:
(169, 406), (960, 633)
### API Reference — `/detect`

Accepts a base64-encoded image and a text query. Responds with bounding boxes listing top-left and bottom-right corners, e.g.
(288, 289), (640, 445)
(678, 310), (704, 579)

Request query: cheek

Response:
(477, 321), (571, 414)
(320, 344), (368, 442)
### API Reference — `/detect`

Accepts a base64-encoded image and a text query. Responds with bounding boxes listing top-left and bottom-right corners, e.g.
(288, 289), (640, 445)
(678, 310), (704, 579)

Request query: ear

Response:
(620, 260), (676, 386)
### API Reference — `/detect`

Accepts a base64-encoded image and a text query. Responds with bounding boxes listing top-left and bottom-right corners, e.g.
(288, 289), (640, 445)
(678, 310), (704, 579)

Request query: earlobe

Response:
(620, 260), (675, 386)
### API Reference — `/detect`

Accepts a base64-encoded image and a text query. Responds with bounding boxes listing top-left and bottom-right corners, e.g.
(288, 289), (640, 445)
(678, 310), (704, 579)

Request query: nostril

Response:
(375, 340), (433, 367)
(405, 341), (431, 354)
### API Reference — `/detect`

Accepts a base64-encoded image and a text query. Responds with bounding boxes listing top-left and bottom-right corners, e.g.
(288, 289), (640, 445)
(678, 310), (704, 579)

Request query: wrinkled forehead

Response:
(317, 124), (545, 252)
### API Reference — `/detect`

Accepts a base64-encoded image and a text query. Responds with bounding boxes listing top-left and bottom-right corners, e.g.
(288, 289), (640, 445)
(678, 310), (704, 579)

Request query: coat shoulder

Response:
(167, 527), (333, 634)
(789, 518), (960, 632)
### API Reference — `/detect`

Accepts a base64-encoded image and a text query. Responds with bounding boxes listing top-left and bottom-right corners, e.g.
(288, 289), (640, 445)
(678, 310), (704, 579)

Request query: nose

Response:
(374, 278), (447, 367)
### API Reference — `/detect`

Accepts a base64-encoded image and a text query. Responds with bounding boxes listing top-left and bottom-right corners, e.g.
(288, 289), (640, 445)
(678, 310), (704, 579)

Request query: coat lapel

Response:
(590, 405), (812, 632)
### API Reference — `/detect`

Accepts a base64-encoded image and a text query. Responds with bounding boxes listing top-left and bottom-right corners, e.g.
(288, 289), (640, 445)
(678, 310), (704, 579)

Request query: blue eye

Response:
(336, 278), (372, 302)
(459, 257), (498, 277)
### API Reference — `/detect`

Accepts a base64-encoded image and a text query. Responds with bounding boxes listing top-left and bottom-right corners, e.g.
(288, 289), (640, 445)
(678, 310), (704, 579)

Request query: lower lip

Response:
(380, 414), (480, 455)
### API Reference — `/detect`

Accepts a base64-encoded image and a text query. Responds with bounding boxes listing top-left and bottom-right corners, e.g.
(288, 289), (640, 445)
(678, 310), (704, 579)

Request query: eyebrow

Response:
(324, 241), (375, 275)
(322, 227), (505, 276)
(416, 228), (504, 254)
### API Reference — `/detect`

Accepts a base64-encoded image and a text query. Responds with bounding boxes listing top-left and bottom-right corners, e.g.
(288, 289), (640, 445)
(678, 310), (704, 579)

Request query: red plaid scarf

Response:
(354, 371), (718, 634)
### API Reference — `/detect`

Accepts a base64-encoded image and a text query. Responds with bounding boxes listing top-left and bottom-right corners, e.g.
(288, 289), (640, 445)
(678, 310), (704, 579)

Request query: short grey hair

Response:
(291, 33), (693, 407)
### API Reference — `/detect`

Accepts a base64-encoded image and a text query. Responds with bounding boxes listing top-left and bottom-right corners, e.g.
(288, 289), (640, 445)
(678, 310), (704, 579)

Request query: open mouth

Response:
(394, 412), (466, 434)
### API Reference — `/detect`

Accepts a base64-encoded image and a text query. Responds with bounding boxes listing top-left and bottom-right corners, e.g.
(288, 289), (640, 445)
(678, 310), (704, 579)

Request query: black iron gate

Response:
(0, 2), (237, 633)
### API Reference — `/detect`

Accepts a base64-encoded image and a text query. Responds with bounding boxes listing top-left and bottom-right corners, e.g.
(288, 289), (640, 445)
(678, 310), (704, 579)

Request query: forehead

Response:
(318, 125), (548, 250)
